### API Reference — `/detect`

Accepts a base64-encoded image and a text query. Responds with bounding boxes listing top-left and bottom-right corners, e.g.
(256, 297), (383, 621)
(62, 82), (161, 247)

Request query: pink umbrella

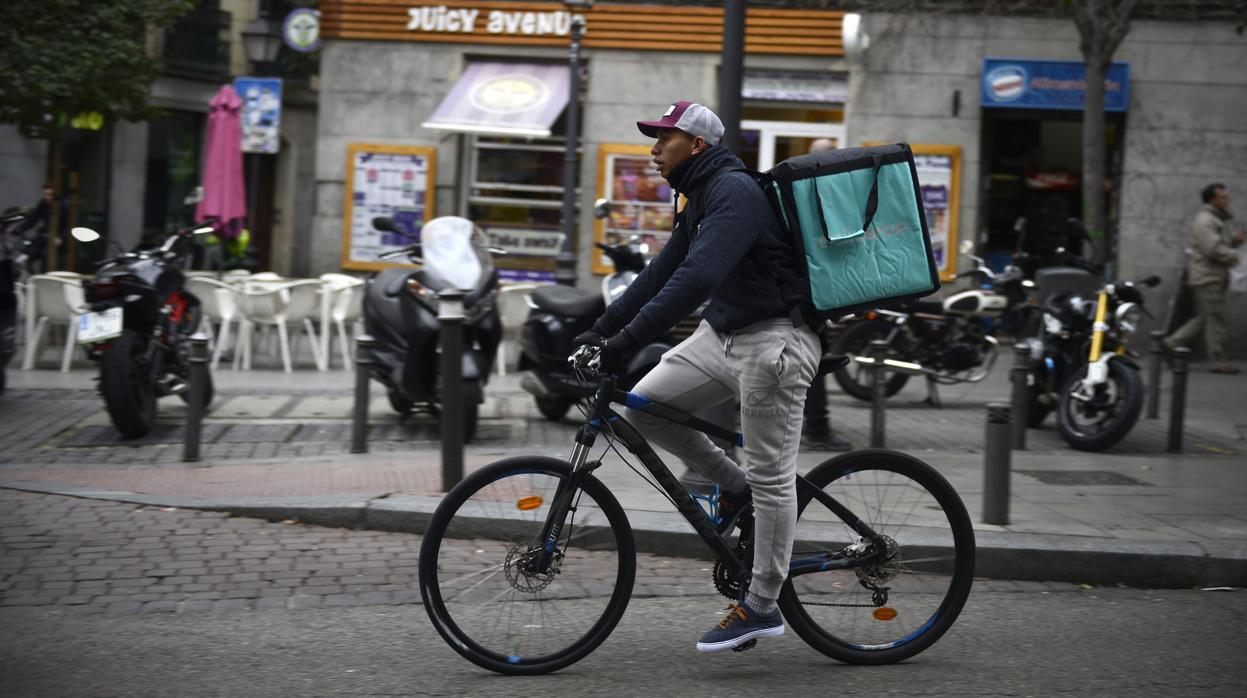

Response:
(196, 85), (247, 238)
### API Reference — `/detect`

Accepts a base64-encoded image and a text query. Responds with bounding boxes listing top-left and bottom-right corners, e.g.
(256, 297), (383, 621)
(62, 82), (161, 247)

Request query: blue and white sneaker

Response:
(696, 603), (784, 653)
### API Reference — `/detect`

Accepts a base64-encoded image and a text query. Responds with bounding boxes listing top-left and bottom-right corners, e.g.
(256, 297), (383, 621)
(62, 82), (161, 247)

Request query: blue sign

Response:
(234, 77), (283, 154)
(982, 58), (1130, 112)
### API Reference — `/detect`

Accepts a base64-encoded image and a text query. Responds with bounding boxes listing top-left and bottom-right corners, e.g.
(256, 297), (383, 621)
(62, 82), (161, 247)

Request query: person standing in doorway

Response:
(1164, 183), (1244, 374)
(800, 138), (852, 451)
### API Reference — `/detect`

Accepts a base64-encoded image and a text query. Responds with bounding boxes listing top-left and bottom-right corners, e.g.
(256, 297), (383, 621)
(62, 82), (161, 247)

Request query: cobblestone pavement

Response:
(0, 488), (1077, 618)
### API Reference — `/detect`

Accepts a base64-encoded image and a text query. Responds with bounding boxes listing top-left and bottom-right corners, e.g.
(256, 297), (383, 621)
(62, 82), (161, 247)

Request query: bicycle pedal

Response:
(731, 639), (757, 653)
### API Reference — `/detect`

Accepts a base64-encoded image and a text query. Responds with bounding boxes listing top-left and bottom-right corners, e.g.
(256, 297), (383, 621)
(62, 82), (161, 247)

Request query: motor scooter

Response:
(363, 215), (502, 442)
(517, 199), (671, 421)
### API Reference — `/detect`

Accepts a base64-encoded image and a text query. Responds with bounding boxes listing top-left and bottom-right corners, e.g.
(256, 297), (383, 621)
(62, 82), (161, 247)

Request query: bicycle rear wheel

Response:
(780, 449), (975, 664)
(419, 457), (636, 675)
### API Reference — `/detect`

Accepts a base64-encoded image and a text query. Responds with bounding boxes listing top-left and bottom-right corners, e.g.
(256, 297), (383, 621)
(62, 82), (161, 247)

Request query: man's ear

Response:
(691, 137), (708, 155)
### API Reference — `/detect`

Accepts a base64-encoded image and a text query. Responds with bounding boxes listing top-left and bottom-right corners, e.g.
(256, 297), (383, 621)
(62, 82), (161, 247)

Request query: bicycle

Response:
(418, 354), (976, 675)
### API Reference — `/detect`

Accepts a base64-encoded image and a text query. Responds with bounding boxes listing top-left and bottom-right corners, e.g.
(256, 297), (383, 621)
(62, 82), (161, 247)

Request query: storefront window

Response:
(468, 133), (579, 283)
(143, 110), (204, 241)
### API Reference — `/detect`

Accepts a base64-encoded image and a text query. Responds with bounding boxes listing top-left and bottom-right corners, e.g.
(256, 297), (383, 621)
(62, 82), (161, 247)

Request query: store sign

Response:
(981, 58), (1130, 112)
(742, 69), (848, 104)
(283, 8), (321, 52)
(485, 227), (565, 257)
(406, 5), (582, 35)
(235, 77), (282, 154)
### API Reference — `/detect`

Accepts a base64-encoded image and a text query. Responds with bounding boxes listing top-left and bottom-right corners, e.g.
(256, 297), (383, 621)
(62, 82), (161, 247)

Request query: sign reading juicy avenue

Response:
(406, 5), (582, 35)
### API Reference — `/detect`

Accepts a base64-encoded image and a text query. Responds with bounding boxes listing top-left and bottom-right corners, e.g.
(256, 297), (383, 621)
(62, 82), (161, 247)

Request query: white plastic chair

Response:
(495, 282), (540, 376)
(21, 274), (87, 372)
(184, 275), (240, 370)
(235, 278), (326, 372)
(318, 273), (365, 369)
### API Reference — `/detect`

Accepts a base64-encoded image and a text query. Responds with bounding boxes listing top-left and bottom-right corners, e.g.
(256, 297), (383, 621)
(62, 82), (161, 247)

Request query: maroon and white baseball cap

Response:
(636, 100), (724, 145)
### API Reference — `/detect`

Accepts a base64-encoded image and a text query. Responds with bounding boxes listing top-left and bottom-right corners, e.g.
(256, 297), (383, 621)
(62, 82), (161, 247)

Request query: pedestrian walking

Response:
(1164, 183), (1244, 374)
(11, 184), (64, 273)
(573, 100), (820, 652)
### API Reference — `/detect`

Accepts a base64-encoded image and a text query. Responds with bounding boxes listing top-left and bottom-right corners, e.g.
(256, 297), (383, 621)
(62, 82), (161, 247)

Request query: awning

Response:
(421, 62), (570, 138)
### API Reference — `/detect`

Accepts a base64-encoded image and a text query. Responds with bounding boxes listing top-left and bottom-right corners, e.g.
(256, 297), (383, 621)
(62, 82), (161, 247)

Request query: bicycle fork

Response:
(524, 426), (601, 576)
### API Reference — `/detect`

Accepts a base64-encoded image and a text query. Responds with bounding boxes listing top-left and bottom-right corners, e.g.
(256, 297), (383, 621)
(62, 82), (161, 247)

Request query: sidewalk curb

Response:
(3, 479), (1243, 590)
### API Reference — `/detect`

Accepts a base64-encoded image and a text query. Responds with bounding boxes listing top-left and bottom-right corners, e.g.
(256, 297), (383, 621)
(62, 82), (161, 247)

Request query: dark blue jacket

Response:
(596, 145), (790, 343)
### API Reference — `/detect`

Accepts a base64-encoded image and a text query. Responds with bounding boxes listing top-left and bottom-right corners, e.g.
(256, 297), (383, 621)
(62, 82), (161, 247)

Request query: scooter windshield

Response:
(420, 216), (492, 290)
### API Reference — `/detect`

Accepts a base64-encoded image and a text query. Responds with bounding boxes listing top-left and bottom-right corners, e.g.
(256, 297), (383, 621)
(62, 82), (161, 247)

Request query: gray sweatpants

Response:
(624, 318), (820, 601)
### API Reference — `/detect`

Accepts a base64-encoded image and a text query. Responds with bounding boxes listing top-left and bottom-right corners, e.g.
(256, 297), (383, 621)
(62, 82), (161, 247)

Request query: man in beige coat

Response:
(1164, 183), (1245, 374)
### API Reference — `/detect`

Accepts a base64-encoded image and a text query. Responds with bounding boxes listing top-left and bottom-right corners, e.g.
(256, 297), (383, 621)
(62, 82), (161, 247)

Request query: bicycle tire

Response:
(419, 457), (636, 675)
(780, 449), (975, 664)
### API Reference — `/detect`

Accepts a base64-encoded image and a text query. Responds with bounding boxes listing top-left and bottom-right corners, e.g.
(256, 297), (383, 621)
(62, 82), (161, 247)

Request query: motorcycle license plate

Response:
(78, 307), (123, 344)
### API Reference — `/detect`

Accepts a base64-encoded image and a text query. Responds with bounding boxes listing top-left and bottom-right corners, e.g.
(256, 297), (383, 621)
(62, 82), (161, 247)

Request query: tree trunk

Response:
(44, 132), (65, 273)
(1082, 55), (1109, 268)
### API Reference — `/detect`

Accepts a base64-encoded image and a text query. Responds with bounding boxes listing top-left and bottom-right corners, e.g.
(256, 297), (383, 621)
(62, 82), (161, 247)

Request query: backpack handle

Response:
(811, 153), (883, 243)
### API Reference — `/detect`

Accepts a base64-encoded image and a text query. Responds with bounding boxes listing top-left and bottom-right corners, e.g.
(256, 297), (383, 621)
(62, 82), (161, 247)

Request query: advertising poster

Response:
(234, 77), (282, 154)
(593, 145), (675, 275)
(340, 143), (436, 270)
(908, 145), (961, 282)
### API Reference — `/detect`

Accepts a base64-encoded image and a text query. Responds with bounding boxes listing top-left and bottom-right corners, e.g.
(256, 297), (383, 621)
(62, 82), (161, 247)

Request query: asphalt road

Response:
(3, 587), (1243, 697)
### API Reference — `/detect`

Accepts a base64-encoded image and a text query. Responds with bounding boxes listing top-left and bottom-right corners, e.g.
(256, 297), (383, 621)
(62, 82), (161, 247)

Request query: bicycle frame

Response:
(526, 376), (889, 581)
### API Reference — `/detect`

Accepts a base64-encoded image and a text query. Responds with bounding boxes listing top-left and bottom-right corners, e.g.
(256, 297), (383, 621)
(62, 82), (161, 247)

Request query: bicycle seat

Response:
(816, 353), (850, 376)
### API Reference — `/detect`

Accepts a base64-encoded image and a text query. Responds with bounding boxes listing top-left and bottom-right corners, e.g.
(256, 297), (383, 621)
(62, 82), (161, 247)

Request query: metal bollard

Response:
(869, 339), (888, 448)
(182, 333), (210, 462)
(1009, 342), (1030, 451)
(351, 335), (376, 455)
(439, 290), (465, 490)
(982, 402), (1012, 525)
(1146, 330), (1165, 420)
(1167, 347), (1191, 453)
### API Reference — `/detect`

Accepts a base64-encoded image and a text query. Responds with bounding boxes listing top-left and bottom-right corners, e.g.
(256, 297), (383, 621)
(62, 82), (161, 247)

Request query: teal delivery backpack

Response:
(765, 143), (940, 319)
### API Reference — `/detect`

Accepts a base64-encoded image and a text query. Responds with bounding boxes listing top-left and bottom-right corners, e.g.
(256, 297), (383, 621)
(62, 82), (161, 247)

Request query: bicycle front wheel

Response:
(419, 457), (636, 675)
(781, 449), (975, 664)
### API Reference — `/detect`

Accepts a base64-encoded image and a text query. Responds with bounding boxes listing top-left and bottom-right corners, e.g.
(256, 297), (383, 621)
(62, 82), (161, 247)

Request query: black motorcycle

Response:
(832, 242), (1035, 401)
(363, 216), (502, 442)
(1, 210), (30, 395)
(1029, 262), (1160, 451)
(72, 224), (215, 438)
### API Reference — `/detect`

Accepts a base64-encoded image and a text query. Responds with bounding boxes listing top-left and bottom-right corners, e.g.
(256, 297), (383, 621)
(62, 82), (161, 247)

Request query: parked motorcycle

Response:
(832, 235), (1035, 401)
(71, 224), (215, 438)
(1, 210), (31, 395)
(363, 215), (502, 442)
(517, 199), (671, 420)
(1030, 242), (1160, 451)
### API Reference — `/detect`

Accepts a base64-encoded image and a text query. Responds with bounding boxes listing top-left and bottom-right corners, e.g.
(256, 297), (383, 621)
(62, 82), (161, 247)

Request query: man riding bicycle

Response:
(574, 100), (820, 652)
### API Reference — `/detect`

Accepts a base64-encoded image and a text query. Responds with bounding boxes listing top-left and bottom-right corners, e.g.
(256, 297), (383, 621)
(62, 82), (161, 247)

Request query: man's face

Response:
(41, 187), (53, 201)
(651, 128), (705, 179)
(1210, 187), (1229, 212)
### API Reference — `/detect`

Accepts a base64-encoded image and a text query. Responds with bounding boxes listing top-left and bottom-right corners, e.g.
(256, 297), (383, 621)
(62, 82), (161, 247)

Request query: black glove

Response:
(572, 328), (604, 350)
(600, 329), (640, 375)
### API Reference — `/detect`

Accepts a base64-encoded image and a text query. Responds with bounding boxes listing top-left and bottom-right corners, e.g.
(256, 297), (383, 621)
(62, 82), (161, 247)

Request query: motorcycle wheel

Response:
(535, 394), (574, 421)
(177, 369), (214, 408)
(831, 320), (910, 402)
(1056, 360), (1143, 451)
(101, 329), (157, 439)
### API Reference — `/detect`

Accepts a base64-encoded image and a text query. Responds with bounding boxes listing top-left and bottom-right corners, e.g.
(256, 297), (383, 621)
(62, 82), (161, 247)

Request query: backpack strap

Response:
(807, 152), (883, 244)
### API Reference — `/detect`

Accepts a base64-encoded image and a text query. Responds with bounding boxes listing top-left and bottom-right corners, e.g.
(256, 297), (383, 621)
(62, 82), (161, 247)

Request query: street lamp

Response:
(555, 0), (592, 286)
(241, 14), (283, 75)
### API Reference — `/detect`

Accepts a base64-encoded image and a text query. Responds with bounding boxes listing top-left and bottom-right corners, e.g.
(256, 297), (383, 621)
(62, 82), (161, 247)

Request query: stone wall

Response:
(846, 13), (1247, 356)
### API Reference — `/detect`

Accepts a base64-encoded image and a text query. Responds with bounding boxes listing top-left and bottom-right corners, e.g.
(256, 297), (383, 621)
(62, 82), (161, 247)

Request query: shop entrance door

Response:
(740, 120), (846, 171)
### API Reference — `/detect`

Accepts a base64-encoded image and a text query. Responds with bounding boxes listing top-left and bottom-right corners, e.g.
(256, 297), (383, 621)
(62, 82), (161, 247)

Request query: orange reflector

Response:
(864, 311), (877, 321)
(873, 607), (898, 621)
(516, 496), (543, 511)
